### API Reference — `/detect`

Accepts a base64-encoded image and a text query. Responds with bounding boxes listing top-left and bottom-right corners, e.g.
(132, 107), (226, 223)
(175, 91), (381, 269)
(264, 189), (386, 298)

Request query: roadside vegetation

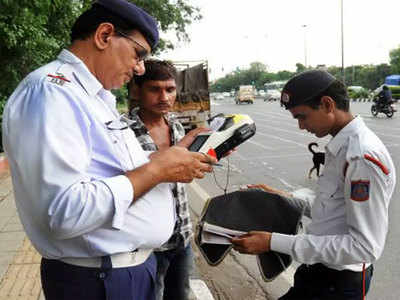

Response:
(211, 47), (400, 95)
(0, 0), (201, 149)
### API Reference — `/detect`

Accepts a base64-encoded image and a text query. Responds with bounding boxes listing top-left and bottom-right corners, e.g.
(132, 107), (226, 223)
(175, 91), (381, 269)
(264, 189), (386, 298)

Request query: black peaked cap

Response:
(281, 70), (336, 109)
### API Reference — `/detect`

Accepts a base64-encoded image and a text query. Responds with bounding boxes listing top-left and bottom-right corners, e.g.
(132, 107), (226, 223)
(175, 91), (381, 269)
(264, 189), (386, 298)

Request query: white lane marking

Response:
(277, 178), (296, 189)
(256, 131), (308, 148)
(386, 143), (400, 148)
(256, 123), (324, 140)
(363, 119), (400, 131)
(370, 131), (400, 138)
(230, 153), (309, 161)
(190, 279), (215, 300)
(231, 151), (246, 161)
(247, 139), (275, 151)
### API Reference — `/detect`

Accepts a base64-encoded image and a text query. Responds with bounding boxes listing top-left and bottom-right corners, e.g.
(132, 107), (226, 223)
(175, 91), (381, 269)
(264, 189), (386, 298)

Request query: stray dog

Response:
(308, 142), (325, 178)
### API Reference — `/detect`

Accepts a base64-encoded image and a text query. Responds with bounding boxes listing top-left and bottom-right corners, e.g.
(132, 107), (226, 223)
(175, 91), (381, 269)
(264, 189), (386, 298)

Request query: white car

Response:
(264, 89), (281, 101)
(215, 94), (224, 100)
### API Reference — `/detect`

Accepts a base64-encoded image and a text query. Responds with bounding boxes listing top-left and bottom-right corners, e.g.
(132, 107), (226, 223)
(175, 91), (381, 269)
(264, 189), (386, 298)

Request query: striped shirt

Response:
(129, 108), (192, 250)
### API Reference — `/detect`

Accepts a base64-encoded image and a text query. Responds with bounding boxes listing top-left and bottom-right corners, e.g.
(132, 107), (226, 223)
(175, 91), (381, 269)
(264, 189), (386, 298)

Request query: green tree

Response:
(210, 63), (294, 92)
(276, 70), (293, 81)
(0, 0), (201, 107)
(295, 63), (307, 74)
(357, 64), (391, 90)
(249, 62), (267, 73)
(389, 46), (400, 74)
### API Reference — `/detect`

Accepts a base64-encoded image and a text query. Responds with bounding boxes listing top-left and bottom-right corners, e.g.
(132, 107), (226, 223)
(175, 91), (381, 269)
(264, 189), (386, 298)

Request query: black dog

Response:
(308, 142), (325, 178)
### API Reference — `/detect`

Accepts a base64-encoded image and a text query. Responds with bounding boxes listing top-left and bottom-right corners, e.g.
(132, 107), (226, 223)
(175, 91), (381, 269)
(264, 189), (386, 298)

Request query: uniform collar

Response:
(57, 49), (103, 98)
(326, 116), (364, 156)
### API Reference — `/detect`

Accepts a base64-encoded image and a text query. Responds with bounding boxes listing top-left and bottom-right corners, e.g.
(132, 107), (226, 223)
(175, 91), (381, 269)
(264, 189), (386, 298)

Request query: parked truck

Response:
(172, 61), (211, 132)
(235, 85), (255, 104)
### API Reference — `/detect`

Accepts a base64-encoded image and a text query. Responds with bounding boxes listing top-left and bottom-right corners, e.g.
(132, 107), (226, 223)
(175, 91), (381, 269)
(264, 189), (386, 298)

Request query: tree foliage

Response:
(0, 0), (90, 100)
(0, 0), (201, 102)
(389, 47), (400, 75)
(210, 62), (295, 92)
(211, 57), (397, 93)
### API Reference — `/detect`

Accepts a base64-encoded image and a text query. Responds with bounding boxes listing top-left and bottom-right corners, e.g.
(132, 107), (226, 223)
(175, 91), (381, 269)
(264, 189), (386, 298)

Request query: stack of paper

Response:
(200, 222), (247, 245)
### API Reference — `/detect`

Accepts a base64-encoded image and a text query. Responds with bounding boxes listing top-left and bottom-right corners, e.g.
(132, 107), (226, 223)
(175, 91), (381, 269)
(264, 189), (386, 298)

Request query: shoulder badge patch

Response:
(350, 180), (370, 202)
(47, 73), (70, 86)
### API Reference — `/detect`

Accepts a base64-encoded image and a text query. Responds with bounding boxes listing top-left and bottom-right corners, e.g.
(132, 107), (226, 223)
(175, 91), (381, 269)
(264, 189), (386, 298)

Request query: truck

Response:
(383, 75), (400, 100)
(235, 85), (255, 104)
(172, 61), (211, 132)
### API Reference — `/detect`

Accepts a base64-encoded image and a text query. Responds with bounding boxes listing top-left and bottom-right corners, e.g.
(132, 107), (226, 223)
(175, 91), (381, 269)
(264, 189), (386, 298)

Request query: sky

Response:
(158, 0), (400, 80)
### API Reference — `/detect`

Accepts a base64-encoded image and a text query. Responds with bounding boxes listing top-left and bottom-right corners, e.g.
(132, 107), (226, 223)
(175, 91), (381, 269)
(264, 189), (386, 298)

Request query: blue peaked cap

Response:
(96, 0), (159, 50)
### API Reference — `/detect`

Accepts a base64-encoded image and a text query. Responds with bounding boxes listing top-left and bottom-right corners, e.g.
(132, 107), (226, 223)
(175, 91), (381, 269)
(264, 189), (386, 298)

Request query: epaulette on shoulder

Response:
(346, 135), (363, 162)
(46, 72), (70, 86)
(346, 135), (390, 176)
(363, 154), (390, 175)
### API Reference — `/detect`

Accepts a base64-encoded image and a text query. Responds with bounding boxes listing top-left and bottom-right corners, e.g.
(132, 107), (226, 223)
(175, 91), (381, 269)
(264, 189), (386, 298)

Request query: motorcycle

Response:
(371, 98), (396, 118)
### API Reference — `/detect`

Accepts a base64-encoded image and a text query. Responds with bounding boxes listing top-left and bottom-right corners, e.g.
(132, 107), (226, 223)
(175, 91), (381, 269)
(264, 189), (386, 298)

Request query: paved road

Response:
(194, 97), (400, 299)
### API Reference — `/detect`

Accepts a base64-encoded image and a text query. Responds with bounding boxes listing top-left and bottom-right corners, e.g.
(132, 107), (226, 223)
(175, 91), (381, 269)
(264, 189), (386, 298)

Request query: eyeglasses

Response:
(105, 114), (137, 130)
(115, 30), (149, 62)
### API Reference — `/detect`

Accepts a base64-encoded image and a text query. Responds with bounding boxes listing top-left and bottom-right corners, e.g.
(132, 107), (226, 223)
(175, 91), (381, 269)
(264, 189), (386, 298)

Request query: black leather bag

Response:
(195, 189), (303, 281)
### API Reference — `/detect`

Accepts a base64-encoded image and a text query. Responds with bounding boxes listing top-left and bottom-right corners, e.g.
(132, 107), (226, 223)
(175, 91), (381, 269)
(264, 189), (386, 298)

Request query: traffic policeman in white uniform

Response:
(2, 1), (215, 299)
(232, 70), (396, 300)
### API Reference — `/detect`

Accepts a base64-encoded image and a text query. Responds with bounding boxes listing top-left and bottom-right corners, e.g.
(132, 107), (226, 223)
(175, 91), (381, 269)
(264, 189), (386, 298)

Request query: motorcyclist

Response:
(377, 85), (392, 109)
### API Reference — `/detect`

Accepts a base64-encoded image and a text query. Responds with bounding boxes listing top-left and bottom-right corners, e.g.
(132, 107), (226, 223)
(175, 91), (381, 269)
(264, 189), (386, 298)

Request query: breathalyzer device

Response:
(188, 113), (256, 160)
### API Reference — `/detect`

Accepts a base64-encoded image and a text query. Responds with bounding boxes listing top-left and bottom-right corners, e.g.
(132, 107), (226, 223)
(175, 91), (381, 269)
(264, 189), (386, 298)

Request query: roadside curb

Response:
(189, 279), (215, 300)
(187, 181), (215, 300)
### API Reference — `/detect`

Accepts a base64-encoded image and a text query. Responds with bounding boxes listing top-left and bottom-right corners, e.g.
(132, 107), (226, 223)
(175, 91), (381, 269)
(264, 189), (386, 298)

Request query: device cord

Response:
(212, 157), (230, 198)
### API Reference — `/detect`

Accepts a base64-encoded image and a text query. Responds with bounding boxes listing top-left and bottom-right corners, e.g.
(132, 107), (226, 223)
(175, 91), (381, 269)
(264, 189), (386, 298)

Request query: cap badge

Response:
(281, 92), (290, 103)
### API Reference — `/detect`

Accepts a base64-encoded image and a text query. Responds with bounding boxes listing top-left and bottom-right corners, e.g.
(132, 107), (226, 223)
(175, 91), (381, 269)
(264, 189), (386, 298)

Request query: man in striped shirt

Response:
(128, 59), (207, 300)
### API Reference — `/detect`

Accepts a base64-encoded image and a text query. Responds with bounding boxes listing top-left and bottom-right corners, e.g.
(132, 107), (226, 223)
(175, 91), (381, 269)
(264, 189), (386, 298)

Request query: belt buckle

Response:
(130, 249), (138, 263)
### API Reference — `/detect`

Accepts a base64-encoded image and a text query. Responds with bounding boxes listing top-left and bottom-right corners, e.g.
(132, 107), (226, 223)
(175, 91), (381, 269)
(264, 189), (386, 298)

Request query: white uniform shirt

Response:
(2, 50), (175, 259)
(271, 116), (396, 271)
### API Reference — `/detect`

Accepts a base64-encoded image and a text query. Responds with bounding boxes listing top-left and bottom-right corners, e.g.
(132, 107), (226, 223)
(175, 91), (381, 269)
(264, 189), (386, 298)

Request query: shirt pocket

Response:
(318, 174), (340, 200)
(103, 128), (131, 171)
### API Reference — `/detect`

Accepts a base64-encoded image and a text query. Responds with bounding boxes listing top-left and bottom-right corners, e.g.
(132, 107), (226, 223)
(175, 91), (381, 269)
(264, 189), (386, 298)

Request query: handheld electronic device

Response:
(188, 114), (256, 160)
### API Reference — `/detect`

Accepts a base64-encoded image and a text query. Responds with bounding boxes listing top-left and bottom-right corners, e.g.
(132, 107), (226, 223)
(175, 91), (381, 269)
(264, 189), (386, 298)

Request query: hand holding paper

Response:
(231, 231), (272, 254)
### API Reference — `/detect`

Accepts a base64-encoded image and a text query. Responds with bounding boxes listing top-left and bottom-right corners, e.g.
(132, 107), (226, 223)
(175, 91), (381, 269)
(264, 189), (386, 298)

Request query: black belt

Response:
(306, 263), (371, 282)
(297, 263), (373, 290)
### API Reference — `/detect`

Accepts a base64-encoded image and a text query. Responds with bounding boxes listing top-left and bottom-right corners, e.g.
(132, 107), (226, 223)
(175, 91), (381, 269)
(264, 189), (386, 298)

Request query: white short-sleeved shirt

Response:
(271, 116), (396, 271)
(2, 50), (175, 259)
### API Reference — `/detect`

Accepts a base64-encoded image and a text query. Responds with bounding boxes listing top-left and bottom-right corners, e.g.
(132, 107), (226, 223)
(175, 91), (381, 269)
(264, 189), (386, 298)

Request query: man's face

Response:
(137, 79), (177, 116)
(289, 103), (335, 138)
(101, 29), (150, 90)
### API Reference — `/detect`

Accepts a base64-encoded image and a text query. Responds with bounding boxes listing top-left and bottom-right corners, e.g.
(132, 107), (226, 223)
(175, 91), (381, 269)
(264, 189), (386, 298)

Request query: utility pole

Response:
(302, 25), (308, 68)
(341, 0), (345, 83)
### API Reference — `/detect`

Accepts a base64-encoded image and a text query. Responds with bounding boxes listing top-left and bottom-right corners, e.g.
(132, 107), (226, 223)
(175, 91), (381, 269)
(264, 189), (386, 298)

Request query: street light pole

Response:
(302, 25), (307, 68)
(341, 0), (345, 83)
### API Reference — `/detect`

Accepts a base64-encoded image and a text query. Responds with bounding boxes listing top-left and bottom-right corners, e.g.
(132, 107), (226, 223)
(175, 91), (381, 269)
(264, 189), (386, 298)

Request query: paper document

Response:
(200, 222), (247, 245)
(209, 116), (226, 131)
